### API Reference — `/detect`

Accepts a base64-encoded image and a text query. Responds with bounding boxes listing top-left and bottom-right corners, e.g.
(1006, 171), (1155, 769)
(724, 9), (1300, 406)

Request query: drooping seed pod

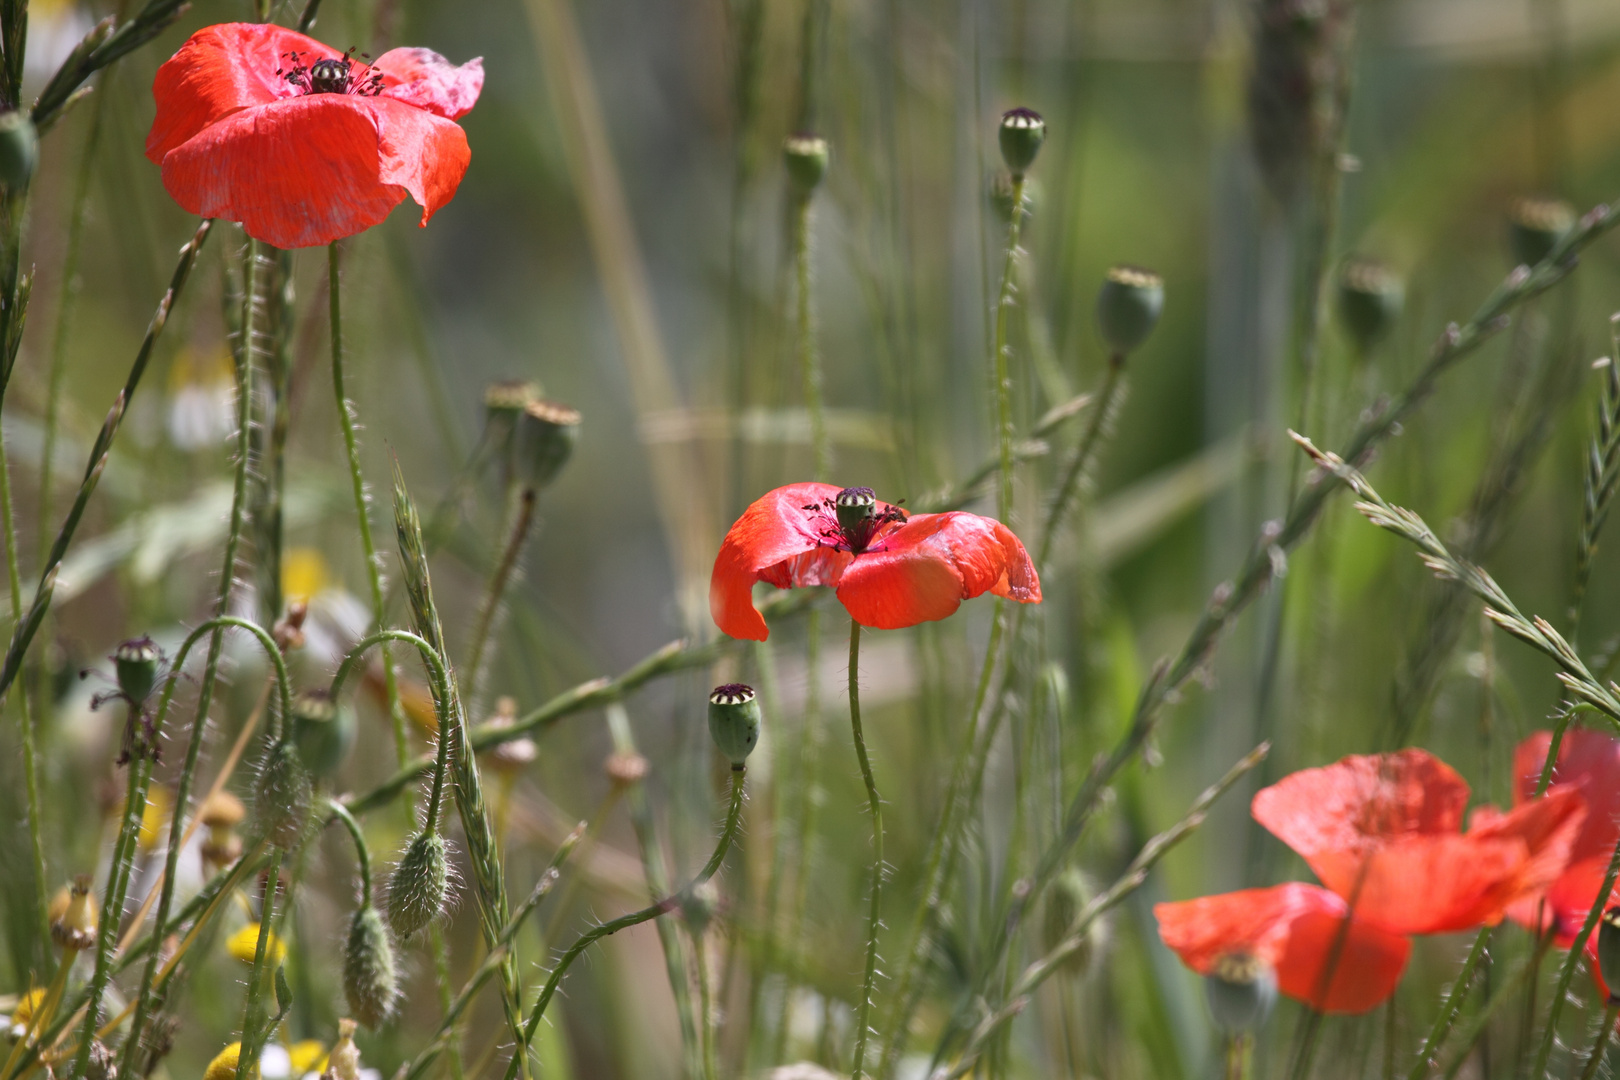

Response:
(1508, 195), (1575, 268)
(783, 133), (829, 195)
(707, 684), (761, 765)
(998, 107), (1045, 176)
(343, 905), (400, 1028)
(291, 688), (357, 778)
(114, 636), (161, 706)
(0, 112), (38, 191)
(1041, 870), (1105, 978)
(1205, 951), (1278, 1032)
(516, 400), (581, 492)
(1336, 256), (1404, 355)
(253, 739), (313, 850)
(1599, 907), (1620, 1004)
(49, 875), (97, 952)
(1096, 266), (1165, 355)
(386, 832), (450, 938)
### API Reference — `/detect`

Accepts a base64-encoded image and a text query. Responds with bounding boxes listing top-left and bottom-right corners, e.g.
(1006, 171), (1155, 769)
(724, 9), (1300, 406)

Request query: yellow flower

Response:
(282, 548), (331, 607)
(7, 987), (46, 1038)
(204, 1042), (259, 1080)
(286, 1041), (328, 1074)
(139, 785), (171, 852)
(226, 923), (286, 968)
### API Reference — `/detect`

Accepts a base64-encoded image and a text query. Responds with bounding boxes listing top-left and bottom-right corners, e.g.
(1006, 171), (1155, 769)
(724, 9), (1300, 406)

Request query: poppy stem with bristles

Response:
(848, 617), (883, 1080)
(1580, 1004), (1619, 1080)
(990, 175), (1026, 522)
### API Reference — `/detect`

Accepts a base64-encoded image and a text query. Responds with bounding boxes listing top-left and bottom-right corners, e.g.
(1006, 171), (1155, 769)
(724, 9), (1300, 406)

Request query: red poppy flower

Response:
(146, 23), (483, 249)
(709, 483), (1041, 640)
(1155, 883), (1411, 1013)
(1251, 749), (1584, 936)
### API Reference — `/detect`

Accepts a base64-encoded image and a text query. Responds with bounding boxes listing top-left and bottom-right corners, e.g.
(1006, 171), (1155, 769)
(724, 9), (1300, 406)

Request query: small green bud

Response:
(387, 832), (450, 938)
(343, 905), (400, 1029)
(253, 739), (312, 850)
(516, 400), (581, 491)
(835, 486), (877, 534)
(1095, 265), (1164, 355)
(1336, 256), (1404, 355)
(114, 636), (161, 705)
(1599, 907), (1620, 1004)
(0, 112), (39, 191)
(998, 107), (1045, 176)
(1041, 870), (1104, 977)
(291, 688), (356, 778)
(1204, 952), (1277, 1033)
(1508, 196), (1575, 267)
(707, 684), (761, 766)
(681, 879), (721, 938)
(784, 133), (829, 194)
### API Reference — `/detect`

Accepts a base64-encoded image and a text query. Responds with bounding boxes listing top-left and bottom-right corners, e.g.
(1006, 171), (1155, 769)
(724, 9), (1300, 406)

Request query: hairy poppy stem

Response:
(234, 850), (285, 1078)
(1038, 352), (1127, 569)
(1579, 1004), (1619, 1080)
(465, 485), (538, 710)
(328, 800), (373, 908)
(990, 175), (1026, 522)
(848, 618), (883, 1080)
(1533, 837), (1620, 1080)
(793, 191), (828, 481)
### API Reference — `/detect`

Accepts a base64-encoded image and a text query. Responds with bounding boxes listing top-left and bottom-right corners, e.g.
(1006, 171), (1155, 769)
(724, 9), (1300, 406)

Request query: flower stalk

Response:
(848, 618), (883, 1079)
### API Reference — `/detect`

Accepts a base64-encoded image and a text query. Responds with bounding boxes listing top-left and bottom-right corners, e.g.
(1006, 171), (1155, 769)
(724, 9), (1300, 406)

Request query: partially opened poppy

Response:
(709, 483), (1041, 640)
(1252, 748), (1585, 936)
(145, 23), (483, 248)
(1155, 882), (1411, 1014)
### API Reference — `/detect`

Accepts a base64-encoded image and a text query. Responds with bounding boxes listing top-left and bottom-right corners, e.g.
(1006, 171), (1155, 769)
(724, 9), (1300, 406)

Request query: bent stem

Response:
(991, 174), (1027, 521)
(849, 618), (883, 1080)
(1038, 352), (1126, 568)
(328, 801), (373, 907)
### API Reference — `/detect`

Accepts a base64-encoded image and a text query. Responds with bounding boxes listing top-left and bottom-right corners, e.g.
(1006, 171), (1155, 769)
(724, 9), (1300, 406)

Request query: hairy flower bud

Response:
(784, 133), (829, 194)
(1204, 952), (1278, 1032)
(0, 112), (38, 191)
(998, 107), (1045, 176)
(1508, 195), (1575, 267)
(291, 688), (356, 778)
(49, 875), (98, 952)
(707, 684), (761, 765)
(253, 739), (312, 850)
(387, 832), (450, 938)
(343, 905), (400, 1028)
(1336, 256), (1404, 354)
(516, 400), (581, 492)
(1096, 265), (1164, 355)
(114, 636), (161, 705)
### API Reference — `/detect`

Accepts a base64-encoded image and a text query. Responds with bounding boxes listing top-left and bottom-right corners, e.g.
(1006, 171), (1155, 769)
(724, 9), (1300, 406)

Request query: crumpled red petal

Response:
(1513, 728), (1620, 866)
(375, 47), (484, 120)
(709, 483), (853, 641)
(1155, 883), (1410, 1014)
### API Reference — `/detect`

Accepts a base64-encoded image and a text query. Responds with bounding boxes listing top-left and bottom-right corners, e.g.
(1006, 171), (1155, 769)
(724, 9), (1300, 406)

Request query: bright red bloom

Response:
(146, 23), (483, 248)
(709, 483), (1041, 641)
(1252, 749), (1585, 936)
(1155, 883), (1411, 1013)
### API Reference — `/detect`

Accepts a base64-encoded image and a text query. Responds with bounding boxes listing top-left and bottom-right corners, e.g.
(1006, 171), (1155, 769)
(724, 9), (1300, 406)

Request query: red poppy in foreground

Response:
(146, 23), (483, 249)
(710, 483), (1041, 640)
(1155, 883), (1410, 1013)
(1251, 749), (1584, 936)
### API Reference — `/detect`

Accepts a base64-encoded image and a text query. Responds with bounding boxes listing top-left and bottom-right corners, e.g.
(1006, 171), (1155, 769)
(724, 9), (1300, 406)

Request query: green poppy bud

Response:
(1041, 870), (1104, 977)
(387, 832), (450, 938)
(1599, 907), (1620, 1004)
(343, 905), (400, 1029)
(784, 133), (829, 195)
(1508, 196), (1574, 267)
(0, 112), (38, 191)
(291, 688), (356, 778)
(516, 400), (581, 491)
(835, 486), (877, 533)
(252, 739), (312, 850)
(1336, 256), (1404, 355)
(707, 684), (761, 766)
(998, 107), (1046, 176)
(114, 636), (161, 705)
(1095, 265), (1164, 356)
(1205, 952), (1277, 1033)
(681, 879), (721, 938)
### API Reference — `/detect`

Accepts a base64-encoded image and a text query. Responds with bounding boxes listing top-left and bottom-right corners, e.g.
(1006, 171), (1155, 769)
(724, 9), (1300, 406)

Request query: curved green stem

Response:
(1038, 353), (1125, 568)
(849, 618), (882, 1080)
(509, 766), (748, 1075)
(327, 800), (373, 908)
(1579, 1005), (1619, 1080)
(991, 176), (1027, 521)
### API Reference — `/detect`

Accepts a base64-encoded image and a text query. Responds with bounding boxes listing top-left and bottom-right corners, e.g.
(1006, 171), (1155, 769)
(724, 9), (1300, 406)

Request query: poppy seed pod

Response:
(1205, 952), (1278, 1032)
(387, 832), (450, 937)
(253, 739), (313, 850)
(516, 400), (581, 491)
(114, 636), (161, 705)
(783, 133), (829, 194)
(1041, 870), (1104, 977)
(48, 875), (98, 952)
(291, 688), (357, 778)
(1336, 257), (1404, 354)
(1600, 907), (1620, 1005)
(0, 112), (38, 191)
(998, 107), (1045, 176)
(1096, 265), (1164, 356)
(835, 486), (878, 533)
(707, 684), (761, 766)
(1508, 195), (1575, 267)
(343, 905), (400, 1028)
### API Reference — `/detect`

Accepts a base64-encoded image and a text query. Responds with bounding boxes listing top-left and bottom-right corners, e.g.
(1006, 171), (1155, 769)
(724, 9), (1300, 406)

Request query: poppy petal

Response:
(1306, 836), (1535, 936)
(1513, 728), (1620, 866)
(1155, 883), (1409, 1014)
(375, 47), (485, 120)
(1252, 748), (1471, 858)
(710, 483), (848, 641)
(835, 512), (1041, 631)
(361, 97), (473, 228)
(147, 23), (340, 164)
(1467, 788), (1586, 909)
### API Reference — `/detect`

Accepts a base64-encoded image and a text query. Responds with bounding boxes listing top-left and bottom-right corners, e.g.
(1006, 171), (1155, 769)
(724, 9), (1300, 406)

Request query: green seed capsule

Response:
(343, 905), (400, 1029)
(1095, 265), (1164, 356)
(1336, 256), (1404, 355)
(253, 739), (312, 850)
(835, 486), (877, 533)
(291, 688), (356, 778)
(1205, 952), (1277, 1033)
(114, 637), (161, 705)
(1508, 195), (1575, 267)
(387, 832), (450, 938)
(1599, 907), (1620, 1004)
(783, 133), (829, 195)
(0, 112), (38, 191)
(516, 400), (581, 491)
(707, 684), (761, 766)
(998, 107), (1046, 176)
(1041, 870), (1104, 977)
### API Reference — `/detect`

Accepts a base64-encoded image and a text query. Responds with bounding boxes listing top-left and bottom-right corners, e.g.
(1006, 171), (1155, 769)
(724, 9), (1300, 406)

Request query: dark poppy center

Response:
(278, 49), (385, 98)
(308, 58), (350, 94)
(802, 487), (907, 556)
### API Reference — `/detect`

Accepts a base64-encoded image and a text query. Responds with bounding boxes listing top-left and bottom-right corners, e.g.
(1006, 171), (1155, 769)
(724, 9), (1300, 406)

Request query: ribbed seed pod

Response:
(253, 739), (312, 850)
(1508, 195), (1575, 267)
(291, 688), (356, 778)
(1096, 266), (1165, 355)
(343, 905), (400, 1028)
(1205, 951), (1278, 1032)
(707, 684), (761, 765)
(386, 832), (450, 937)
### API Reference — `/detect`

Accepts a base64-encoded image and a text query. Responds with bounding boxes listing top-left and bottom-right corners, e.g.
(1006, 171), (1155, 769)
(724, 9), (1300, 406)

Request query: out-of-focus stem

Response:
(234, 850), (285, 1077)
(1579, 1005), (1619, 1080)
(466, 486), (537, 708)
(990, 175), (1027, 521)
(793, 194), (828, 480)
